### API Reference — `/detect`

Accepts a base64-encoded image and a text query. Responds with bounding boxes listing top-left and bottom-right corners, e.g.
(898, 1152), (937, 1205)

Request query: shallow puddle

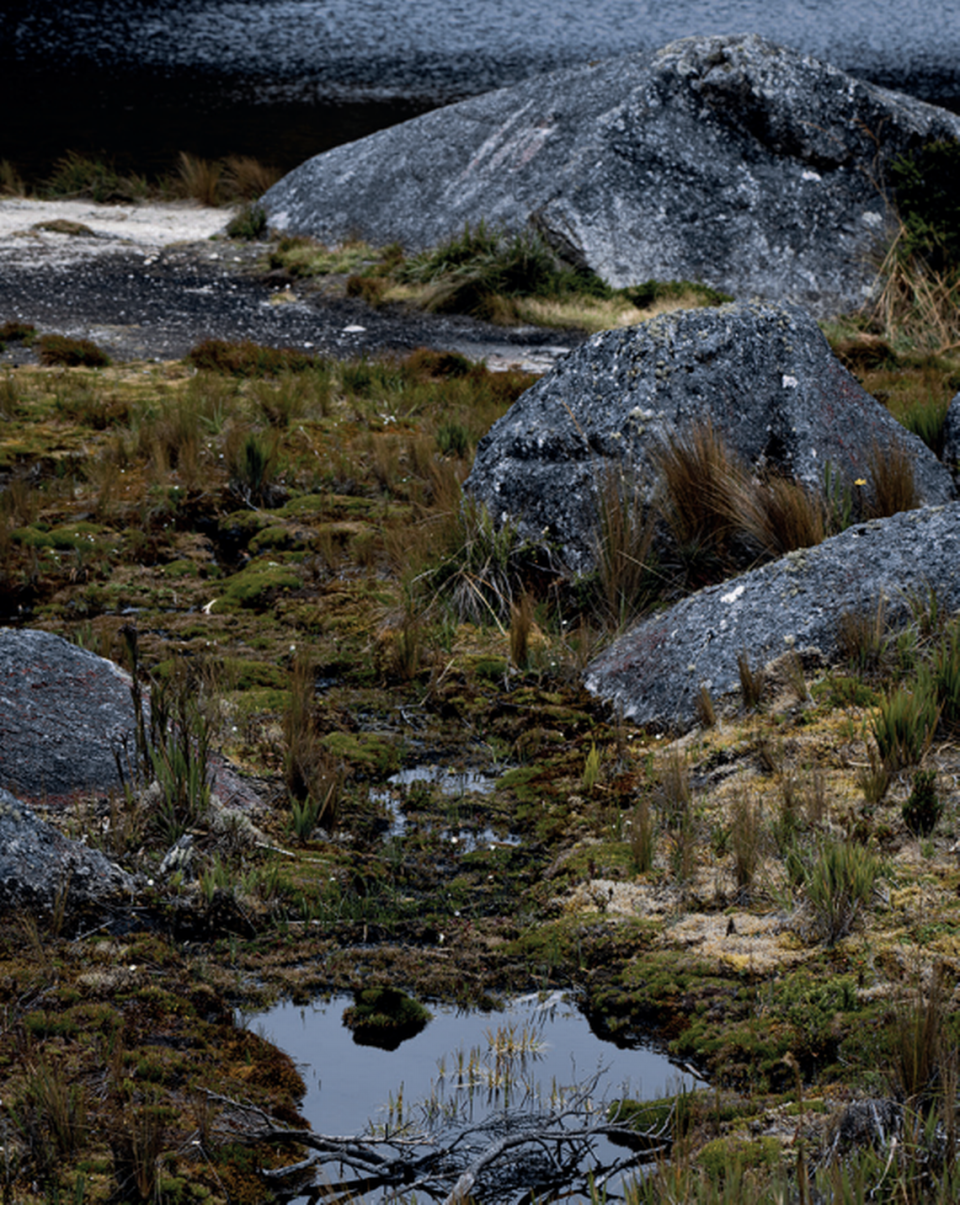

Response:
(249, 990), (701, 1200)
(370, 762), (519, 850)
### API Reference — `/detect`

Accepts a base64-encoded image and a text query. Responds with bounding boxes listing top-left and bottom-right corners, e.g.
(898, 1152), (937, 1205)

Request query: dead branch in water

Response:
(205, 1074), (677, 1203)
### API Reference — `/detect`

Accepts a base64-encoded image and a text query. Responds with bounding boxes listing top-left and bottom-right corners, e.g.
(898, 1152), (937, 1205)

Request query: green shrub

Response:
(402, 220), (611, 317)
(890, 140), (960, 274)
(871, 681), (940, 770)
(801, 840), (883, 946)
(226, 202), (268, 240)
(902, 769), (941, 837)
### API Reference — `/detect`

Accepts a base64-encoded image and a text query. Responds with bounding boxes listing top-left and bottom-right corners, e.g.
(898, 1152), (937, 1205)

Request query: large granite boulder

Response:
(464, 300), (955, 572)
(0, 786), (134, 915)
(0, 628), (137, 801)
(585, 503), (960, 732)
(261, 33), (960, 315)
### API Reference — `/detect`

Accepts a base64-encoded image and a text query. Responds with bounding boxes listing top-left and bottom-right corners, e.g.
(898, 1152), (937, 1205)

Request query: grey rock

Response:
(830, 1098), (903, 1156)
(585, 503), (960, 732)
(464, 300), (955, 572)
(0, 628), (137, 801)
(0, 786), (134, 915)
(262, 33), (960, 314)
(158, 832), (196, 882)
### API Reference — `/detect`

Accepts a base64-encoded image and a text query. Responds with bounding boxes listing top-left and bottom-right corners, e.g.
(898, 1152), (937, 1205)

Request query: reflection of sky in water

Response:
(250, 990), (701, 1147)
(6, 1), (960, 101)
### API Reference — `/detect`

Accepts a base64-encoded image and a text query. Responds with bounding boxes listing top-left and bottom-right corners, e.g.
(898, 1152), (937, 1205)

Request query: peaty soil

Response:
(0, 197), (585, 369)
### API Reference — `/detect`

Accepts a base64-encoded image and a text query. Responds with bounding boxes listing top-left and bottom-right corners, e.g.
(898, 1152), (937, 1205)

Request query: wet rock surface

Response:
(262, 34), (960, 313)
(585, 502), (960, 731)
(465, 300), (955, 572)
(0, 628), (138, 802)
(0, 785), (134, 914)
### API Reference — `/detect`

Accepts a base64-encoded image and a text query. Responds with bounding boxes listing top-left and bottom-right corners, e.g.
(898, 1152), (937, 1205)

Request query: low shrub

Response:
(36, 334), (110, 368)
(0, 320), (36, 344)
(401, 220), (611, 318)
(187, 338), (319, 376)
(225, 202), (268, 240)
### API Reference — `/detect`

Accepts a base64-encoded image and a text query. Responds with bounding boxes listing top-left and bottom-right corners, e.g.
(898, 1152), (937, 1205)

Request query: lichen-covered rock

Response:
(0, 628), (137, 801)
(262, 33), (960, 313)
(0, 786), (134, 914)
(464, 300), (955, 571)
(585, 503), (960, 732)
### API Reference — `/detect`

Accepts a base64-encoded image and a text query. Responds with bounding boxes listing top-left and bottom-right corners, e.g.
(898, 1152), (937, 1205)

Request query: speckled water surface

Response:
(3, 1), (960, 178)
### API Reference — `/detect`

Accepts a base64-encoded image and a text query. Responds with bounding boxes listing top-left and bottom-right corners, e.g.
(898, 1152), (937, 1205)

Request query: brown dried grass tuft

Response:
(869, 223), (960, 354)
(734, 474), (827, 557)
(652, 419), (745, 581)
(176, 151), (223, 206)
(865, 439), (919, 518)
(222, 154), (281, 200)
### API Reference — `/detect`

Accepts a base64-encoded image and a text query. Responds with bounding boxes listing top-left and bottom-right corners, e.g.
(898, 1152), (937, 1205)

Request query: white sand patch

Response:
(0, 198), (231, 265)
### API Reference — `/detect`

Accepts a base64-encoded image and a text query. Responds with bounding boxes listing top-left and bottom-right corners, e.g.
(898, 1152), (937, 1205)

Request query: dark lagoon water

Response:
(3, 1), (960, 181)
(249, 991), (701, 1200)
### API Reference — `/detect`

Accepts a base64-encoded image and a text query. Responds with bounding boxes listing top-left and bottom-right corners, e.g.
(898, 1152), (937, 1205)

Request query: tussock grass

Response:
(0, 158), (24, 196)
(866, 439), (919, 518)
(652, 418), (744, 579)
(41, 150), (150, 203)
(222, 154), (281, 200)
(175, 151), (222, 206)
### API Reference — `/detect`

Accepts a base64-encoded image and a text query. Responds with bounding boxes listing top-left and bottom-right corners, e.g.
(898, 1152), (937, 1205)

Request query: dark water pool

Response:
(3, 1), (960, 181)
(248, 990), (701, 1198)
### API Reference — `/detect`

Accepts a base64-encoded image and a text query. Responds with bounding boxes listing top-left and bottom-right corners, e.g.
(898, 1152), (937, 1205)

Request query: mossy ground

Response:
(2, 328), (960, 1201)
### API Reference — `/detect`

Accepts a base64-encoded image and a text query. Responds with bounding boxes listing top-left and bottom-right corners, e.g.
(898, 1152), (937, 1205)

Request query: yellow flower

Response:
(854, 478), (867, 486)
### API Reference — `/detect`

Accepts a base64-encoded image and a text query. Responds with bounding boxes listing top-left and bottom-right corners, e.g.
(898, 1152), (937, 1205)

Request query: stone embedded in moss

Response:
(342, 986), (432, 1050)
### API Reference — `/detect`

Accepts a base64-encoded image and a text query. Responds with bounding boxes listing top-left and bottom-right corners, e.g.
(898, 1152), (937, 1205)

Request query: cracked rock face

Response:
(584, 503), (960, 732)
(0, 628), (138, 802)
(262, 33), (960, 313)
(463, 299), (955, 572)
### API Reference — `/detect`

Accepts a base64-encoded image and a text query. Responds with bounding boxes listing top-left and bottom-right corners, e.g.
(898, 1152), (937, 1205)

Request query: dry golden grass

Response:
(176, 151), (223, 207)
(870, 225), (960, 354)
